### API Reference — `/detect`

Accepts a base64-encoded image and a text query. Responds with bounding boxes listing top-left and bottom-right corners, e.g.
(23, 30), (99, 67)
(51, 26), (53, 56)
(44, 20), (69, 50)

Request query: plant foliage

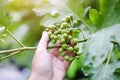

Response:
(0, 0), (120, 80)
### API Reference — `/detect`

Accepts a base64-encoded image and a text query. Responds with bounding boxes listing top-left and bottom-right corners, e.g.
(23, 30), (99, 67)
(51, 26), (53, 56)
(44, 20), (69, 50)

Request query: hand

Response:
(29, 31), (70, 80)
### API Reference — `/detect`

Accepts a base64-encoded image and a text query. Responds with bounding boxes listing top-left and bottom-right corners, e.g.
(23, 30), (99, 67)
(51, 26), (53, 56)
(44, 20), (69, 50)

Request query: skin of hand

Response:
(29, 31), (70, 80)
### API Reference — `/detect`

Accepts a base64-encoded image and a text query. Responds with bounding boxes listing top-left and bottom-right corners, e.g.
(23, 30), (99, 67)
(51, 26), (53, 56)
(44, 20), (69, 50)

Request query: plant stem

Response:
(0, 46), (61, 54)
(0, 51), (21, 61)
(78, 38), (87, 43)
(6, 29), (25, 47)
(102, 43), (114, 80)
(0, 47), (36, 54)
(0, 39), (87, 54)
(0, 39), (87, 60)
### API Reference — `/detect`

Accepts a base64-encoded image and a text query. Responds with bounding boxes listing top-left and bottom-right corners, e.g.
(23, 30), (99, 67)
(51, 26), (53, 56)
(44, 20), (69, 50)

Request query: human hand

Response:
(29, 31), (70, 80)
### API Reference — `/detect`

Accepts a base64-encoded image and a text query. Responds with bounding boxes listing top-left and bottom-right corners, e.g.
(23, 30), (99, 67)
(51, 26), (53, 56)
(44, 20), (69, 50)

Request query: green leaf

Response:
(91, 62), (120, 80)
(82, 24), (120, 76)
(89, 9), (100, 28)
(114, 67), (120, 76)
(0, 0), (11, 27)
(89, 0), (120, 30)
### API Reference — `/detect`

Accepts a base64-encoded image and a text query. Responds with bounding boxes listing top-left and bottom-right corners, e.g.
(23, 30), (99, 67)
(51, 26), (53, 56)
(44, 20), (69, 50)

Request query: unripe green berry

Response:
(68, 47), (73, 52)
(48, 25), (56, 30)
(57, 34), (61, 38)
(62, 44), (68, 49)
(66, 30), (70, 34)
(54, 31), (58, 34)
(69, 57), (74, 61)
(45, 28), (49, 32)
(57, 29), (62, 34)
(48, 32), (52, 36)
(73, 50), (77, 54)
(69, 14), (73, 21)
(73, 21), (78, 27)
(50, 35), (54, 39)
(62, 22), (69, 28)
(61, 29), (67, 34)
(54, 35), (58, 40)
(75, 56), (80, 59)
(69, 28), (73, 32)
(74, 38), (79, 44)
(68, 35), (72, 40)
(61, 25), (65, 29)
(64, 55), (69, 61)
(63, 33), (67, 38)
(52, 39), (56, 43)
(55, 23), (60, 27)
(75, 29), (81, 33)
(74, 46), (79, 51)
(66, 16), (70, 22)
(51, 11), (59, 17)
(76, 19), (80, 23)
(61, 38), (66, 43)
(76, 52), (81, 55)
(59, 48), (64, 53)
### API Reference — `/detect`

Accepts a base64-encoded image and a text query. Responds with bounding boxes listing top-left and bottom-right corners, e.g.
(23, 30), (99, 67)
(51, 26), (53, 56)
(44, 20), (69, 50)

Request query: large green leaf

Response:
(89, 0), (120, 30)
(91, 62), (120, 80)
(82, 24), (120, 79)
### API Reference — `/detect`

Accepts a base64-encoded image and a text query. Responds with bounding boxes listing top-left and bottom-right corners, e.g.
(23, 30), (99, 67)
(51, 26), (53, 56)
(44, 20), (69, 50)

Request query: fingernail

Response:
(42, 31), (49, 40)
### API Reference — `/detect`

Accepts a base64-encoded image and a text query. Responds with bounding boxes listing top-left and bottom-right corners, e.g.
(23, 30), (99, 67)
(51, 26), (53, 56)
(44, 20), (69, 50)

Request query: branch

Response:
(78, 38), (87, 43)
(0, 46), (60, 54)
(0, 39), (87, 54)
(6, 29), (25, 47)
(0, 51), (21, 61)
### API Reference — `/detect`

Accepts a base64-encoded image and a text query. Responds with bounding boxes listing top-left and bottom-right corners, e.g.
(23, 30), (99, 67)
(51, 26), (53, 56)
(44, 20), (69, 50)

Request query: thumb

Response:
(37, 31), (49, 52)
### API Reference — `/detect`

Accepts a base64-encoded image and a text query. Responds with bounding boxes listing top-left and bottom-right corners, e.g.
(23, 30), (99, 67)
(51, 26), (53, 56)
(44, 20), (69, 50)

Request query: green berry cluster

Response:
(45, 15), (81, 61)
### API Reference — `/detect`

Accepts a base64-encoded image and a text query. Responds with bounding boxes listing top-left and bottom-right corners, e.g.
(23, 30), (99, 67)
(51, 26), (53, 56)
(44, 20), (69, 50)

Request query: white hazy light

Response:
(11, 12), (22, 22)
(0, 26), (5, 33)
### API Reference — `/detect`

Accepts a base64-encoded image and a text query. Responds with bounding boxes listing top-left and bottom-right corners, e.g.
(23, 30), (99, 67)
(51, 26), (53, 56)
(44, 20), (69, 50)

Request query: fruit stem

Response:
(6, 29), (25, 47)
(0, 39), (87, 60)
(0, 39), (87, 54)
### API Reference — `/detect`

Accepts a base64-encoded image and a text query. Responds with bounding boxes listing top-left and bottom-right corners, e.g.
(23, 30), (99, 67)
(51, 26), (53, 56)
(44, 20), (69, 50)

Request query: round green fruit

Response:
(50, 35), (54, 39)
(68, 47), (73, 52)
(76, 52), (81, 55)
(73, 21), (78, 26)
(64, 55), (69, 61)
(59, 48), (64, 53)
(62, 44), (68, 49)
(68, 35), (72, 40)
(66, 16), (70, 22)
(63, 33), (68, 38)
(61, 38), (66, 43)
(74, 46), (79, 51)
(74, 38), (79, 44)
(62, 22), (69, 28)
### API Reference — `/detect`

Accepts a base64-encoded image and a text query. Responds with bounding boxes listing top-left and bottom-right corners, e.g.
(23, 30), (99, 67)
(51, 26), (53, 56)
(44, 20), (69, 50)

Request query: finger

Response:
(37, 31), (49, 52)
(51, 48), (59, 57)
(63, 60), (71, 70)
